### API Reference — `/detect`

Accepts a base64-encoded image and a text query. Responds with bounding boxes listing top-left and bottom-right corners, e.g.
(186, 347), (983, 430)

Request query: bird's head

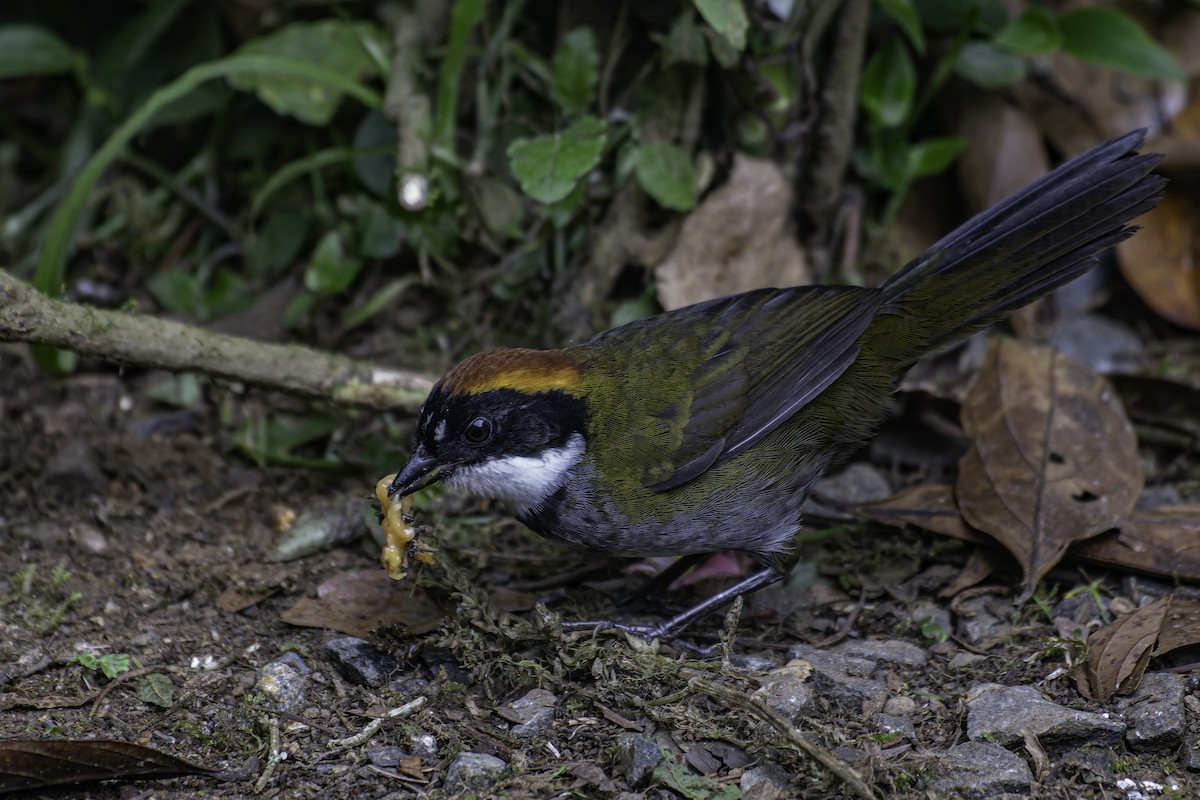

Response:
(388, 348), (589, 513)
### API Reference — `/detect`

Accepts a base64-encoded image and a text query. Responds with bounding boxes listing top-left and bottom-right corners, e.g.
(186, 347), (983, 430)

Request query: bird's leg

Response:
(561, 566), (784, 645)
(616, 553), (708, 607)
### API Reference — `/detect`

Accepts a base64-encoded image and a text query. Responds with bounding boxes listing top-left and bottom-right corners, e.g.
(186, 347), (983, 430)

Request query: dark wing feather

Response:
(579, 285), (882, 492)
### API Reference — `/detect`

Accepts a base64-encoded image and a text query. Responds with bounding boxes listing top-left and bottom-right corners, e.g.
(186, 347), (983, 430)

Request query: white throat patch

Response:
(445, 433), (585, 513)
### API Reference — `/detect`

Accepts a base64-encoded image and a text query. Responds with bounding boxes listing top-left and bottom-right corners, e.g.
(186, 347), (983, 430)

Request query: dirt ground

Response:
(1, 349), (1197, 800)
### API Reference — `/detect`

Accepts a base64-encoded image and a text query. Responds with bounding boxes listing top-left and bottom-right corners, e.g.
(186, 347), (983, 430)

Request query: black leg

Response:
(562, 566), (785, 644)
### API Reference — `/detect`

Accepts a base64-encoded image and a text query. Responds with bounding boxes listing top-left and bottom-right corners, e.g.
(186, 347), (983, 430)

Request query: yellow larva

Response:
(375, 474), (434, 580)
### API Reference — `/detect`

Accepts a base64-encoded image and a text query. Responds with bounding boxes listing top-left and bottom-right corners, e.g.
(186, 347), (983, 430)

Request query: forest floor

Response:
(1, 352), (1196, 800)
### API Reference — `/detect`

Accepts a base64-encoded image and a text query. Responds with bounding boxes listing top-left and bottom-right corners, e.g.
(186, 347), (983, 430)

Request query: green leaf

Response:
(339, 276), (419, 334)
(234, 412), (339, 467)
(633, 142), (697, 212)
(553, 28), (600, 115)
(36, 52), (382, 310)
(305, 231), (362, 295)
(954, 40), (1026, 89)
(228, 20), (387, 125)
(68, 653), (100, 672)
(656, 8), (708, 67)
(507, 116), (607, 204)
(137, 674), (175, 708)
(148, 269), (202, 315)
(433, 0), (487, 150)
(994, 7), (1061, 56)
(0, 24), (81, 79)
(693, 0), (749, 52)
(359, 202), (405, 258)
(203, 269), (255, 319)
(906, 136), (969, 179)
(860, 37), (915, 128)
(1059, 8), (1185, 82)
(250, 211), (307, 275)
(877, 0), (926, 54)
(97, 653), (132, 679)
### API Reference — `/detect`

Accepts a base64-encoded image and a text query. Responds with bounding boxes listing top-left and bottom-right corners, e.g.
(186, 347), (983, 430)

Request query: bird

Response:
(386, 130), (1164, 642)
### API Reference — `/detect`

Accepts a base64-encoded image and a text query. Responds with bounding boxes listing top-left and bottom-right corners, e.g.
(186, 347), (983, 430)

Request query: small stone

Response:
(955, 595), (1008, 643)
(740, 763), (791, 800)
(948, 652), (987, 671)
(444, 752), (506, 792)
(928, 741), (1033, 798)
(966, 683), (1124, 749)
(367, 746), (404, 767)
(324, 637), (399, 688)
(1184, 738), (1200, 772)
(874, 713), (915, 746)
(1055, 747), (1115, 784)
(1116, 672), (1186, 752)
(754, 661), (813, 721)
(614, 734), (662, 787)
(407, 731), (438, 760)
(68, 523), (109, 556)
(255, 652), (311, 713)
(496, 688), (557, 739)
(728, 652), (781, 672)
(42, 438), (106, 495)
(787, 645), (887, 710)
(883, 695), (917, 717)
(835, 639), (928, 668)
(815, 463), (891, 505)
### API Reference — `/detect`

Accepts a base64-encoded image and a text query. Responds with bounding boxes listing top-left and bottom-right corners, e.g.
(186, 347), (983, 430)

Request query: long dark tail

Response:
(870, 130), (1164, 368)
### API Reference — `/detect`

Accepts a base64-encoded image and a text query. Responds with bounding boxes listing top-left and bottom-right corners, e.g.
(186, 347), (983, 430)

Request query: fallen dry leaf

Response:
(856, 485), (1200, 583)
(1073, 597), (1170, 702)
(957, 338), (1142, 597)
(1116, 189), (1200, 331)
(654, 155), (809, 311)
(852, 483), (976, 541)
(0, 739), (219, 794)
(949, 92), (1049, 214)
(280, 569), (445, 637)
(1073, 505), (1200, 581)
(1112, 374), (1200, 440)
(1153, 597), (1200, 658)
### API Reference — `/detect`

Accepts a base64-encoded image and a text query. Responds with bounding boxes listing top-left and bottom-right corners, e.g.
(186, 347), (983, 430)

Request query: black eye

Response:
(463, 417), (493, 445)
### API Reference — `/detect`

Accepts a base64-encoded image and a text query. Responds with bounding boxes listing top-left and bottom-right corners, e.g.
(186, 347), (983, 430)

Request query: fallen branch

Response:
(0, 268), (434, 411)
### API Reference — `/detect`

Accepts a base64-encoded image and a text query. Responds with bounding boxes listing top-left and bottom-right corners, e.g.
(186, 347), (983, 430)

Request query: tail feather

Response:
(875, 130), (1165, 365)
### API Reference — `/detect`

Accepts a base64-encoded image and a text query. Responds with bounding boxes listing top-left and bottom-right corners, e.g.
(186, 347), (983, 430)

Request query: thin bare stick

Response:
(0, 269), (433, 411)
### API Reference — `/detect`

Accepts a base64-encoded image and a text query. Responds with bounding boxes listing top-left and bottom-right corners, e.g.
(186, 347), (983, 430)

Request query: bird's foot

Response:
(559, 567), (786, 654)
(559, 619), (718, 656)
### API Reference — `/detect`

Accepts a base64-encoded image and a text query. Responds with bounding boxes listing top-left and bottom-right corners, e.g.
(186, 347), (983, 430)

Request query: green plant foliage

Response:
(993, 7), (1061, 56)
(906, 136), (970, 179)
(955, 40), (1025, 89)
(305, 231), (362, 295)
(0, 24), (81, 79)
(1058, 8), (1185, 82)
(860, 37), (916, 128)
(877, 0), (926, 54)
(633, 141), (697, 212)
(507, 116), (608, 204)
(227, 20), (388, 125)
(69, 652), (133, 679)
(552, 28), (600, 115)
(137, 673), (176, 708)
(692, 0), (748, 52)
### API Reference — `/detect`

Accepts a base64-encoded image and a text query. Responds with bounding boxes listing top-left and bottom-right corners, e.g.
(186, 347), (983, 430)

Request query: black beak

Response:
(388, 446), (446, 497)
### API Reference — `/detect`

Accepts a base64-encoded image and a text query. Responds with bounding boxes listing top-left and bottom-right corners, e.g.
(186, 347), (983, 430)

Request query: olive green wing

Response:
(576, 286), (883, 492)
